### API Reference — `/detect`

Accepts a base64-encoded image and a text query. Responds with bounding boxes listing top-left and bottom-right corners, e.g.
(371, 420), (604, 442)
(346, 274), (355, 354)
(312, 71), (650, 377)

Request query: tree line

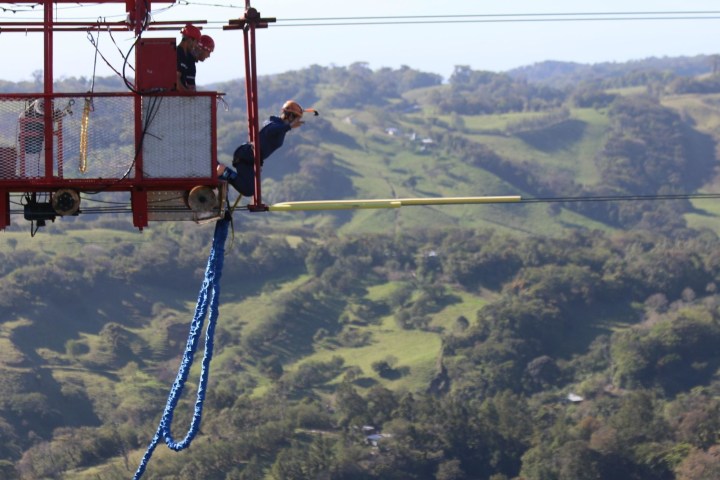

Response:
(2, 224), (720, 478)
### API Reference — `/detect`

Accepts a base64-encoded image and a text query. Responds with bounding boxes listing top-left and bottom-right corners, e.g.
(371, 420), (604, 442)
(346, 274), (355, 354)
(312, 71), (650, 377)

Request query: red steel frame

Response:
(224, 2), (275, 212)
(0, 1), (219, 230)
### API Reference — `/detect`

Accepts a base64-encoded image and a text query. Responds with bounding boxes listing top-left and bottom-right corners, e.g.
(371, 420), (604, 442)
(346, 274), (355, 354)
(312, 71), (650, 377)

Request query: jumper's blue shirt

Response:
(258, 116), (292, 161)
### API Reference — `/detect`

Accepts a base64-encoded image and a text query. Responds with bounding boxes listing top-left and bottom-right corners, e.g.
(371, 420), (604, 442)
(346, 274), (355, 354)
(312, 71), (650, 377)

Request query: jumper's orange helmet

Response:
(282, 100), (304, 117)
(180, 24), (201, 41)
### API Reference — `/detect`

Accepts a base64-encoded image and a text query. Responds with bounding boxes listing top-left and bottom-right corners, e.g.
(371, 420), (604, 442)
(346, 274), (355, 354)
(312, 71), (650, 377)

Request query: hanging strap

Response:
(133, 216), (229, 480)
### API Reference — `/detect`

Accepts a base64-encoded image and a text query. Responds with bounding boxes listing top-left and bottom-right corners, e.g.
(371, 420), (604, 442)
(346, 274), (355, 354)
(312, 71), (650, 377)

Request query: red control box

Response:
(136, 38), (177, 92)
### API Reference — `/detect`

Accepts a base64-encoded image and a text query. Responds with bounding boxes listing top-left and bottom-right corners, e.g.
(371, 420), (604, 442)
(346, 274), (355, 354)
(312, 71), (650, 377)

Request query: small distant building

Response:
(365, 433), (392, 447)
(419, 138), (435, 152)
(386, 127), (399, 136)
(567, 393), (584, 403)
(359, 425), (393, 447)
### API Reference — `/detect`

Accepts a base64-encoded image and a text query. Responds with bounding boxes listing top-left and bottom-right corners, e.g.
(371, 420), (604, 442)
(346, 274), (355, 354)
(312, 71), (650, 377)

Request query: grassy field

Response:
(686, 198), (720, 231)
(663, 93), (720, 134)
(317, 108), (594, 237)
(0, 227), (148, 255)
(277, 285), (490, 394)
(285, 313), (442, 393)
(660, 93), (720, 233)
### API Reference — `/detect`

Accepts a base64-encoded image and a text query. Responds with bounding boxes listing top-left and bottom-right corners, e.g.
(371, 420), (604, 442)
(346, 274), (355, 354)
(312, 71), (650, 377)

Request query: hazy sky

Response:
(1, 0), (719, 84)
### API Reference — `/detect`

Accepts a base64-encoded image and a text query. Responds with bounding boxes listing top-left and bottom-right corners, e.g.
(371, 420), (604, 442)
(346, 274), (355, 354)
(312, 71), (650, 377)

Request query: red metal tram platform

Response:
(0, 0), (228, 233)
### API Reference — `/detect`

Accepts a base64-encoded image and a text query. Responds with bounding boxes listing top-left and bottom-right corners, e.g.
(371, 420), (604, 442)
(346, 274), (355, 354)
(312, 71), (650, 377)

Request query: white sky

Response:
(1, 0), (719, 84)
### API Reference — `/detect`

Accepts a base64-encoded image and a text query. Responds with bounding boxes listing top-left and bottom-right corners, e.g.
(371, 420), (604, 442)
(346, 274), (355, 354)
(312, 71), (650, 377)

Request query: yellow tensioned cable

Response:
(269, 195), (522, 211)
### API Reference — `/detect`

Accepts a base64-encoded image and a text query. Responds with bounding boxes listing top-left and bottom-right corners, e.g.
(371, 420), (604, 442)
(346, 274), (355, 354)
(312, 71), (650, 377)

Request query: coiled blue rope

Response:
(133, 217), (229, 479)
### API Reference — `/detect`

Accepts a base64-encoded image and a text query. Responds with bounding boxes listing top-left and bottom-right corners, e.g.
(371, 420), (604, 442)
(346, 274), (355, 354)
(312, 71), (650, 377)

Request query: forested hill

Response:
(3, 55), (720, 479)
(212, 55), (720, 236)
(507, 55), (716, 86)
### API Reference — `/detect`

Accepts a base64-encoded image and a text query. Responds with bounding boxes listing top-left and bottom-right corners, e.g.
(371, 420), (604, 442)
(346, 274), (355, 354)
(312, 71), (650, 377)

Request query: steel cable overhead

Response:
(519, 193), (720, 204)
(270, 17), (720, 28)
(185, 11), (720, 30)
(5, 7), (720, 25)
(228, 10), (720, 28)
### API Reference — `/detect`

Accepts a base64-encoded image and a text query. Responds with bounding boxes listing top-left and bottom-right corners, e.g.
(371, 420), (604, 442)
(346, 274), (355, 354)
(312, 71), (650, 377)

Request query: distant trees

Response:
(309, 224), (720, 478)
(571, 87), (617, 108)
(558, 95), (718, 230)
(305, 63), (442, 109)
(5, 210), (720, 478)
(670, 75), (720, 94)
(282, 356), (344, 391)
(371, 357), (398, 378)
(267, 147), (354, 203)
(676, 446), (720, 480)
(611, 305), (720, 392)
(597, 96), (695, 192)
(440, 65), (567, 114)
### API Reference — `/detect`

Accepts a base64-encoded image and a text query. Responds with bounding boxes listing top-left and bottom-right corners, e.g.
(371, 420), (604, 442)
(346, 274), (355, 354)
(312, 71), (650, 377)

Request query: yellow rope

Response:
(79, 98), (91, 173)
(225, 193), (244, 248)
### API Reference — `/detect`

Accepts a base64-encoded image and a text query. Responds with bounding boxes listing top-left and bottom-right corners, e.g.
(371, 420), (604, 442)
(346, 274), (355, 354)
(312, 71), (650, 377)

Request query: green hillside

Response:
(2, 57), (720, 479)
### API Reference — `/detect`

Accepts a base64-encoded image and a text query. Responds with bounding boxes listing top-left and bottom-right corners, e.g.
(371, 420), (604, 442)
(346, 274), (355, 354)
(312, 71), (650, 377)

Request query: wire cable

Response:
(271, 15), (720, 28)
(282, 11), (720, 20)
(7, 7), (720, 23)
(520, 193), (720, 204)
(188, 12), (720, 30)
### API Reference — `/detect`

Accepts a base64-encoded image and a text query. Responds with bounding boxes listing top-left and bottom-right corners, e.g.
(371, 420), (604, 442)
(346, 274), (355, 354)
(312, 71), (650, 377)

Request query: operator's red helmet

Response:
(199, 35), (215, 52)
(180, 24), (201, 41)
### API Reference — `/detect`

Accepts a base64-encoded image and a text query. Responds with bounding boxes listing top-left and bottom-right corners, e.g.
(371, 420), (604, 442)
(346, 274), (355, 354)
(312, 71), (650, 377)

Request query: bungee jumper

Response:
(217, 99), (318, 197)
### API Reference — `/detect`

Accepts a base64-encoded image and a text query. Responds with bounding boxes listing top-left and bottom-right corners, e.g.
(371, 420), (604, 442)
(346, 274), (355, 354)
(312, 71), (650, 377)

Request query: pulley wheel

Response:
(52, 189), (81, 216)
(186, 186), (217, 213)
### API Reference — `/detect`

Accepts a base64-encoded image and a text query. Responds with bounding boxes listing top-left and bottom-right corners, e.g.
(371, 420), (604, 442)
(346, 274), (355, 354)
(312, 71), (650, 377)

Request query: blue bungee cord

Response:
(133, 216), (229, 479)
